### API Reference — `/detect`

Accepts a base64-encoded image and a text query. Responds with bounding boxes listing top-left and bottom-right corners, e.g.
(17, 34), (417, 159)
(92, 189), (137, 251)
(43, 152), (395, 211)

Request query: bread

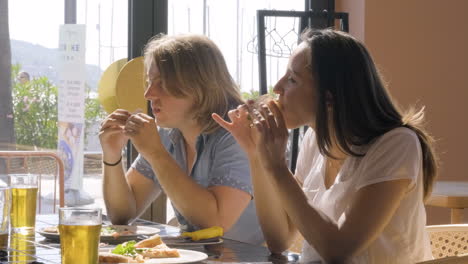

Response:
(134, 234), (163, 248)
(140, 244), (180, 258)
(98, 252), (142, 263)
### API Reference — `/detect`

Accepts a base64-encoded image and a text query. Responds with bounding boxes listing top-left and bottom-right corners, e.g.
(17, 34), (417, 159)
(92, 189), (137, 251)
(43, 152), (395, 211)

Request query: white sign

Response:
(57, 24), (86, 191)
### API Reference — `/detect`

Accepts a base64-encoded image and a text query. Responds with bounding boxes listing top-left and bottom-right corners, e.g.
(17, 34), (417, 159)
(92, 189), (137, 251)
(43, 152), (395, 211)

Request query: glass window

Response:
(169, 0), (303, 95)
(7, 0), (128, 211)
(167, 0), (304, 223)
(75, 0), (128, 211)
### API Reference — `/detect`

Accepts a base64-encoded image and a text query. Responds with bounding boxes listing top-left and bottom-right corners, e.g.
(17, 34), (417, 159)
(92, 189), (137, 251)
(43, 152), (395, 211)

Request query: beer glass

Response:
(0, 187), (11, 248)
(9, 233), (36, 263)
(9, 174), (38, 234)
(59, 208), (102, 264)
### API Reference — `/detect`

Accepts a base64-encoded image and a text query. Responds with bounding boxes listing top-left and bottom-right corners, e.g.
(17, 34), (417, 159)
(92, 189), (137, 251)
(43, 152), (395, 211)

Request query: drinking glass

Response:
(9, 233), (36, 262)
(9, 174), (38, 234)
(59, 208), (102, 264)
(0, 187), (11, 248)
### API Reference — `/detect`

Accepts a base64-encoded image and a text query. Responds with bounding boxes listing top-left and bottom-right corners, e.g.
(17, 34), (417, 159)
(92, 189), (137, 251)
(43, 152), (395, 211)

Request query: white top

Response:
(296, 127), (433, 263)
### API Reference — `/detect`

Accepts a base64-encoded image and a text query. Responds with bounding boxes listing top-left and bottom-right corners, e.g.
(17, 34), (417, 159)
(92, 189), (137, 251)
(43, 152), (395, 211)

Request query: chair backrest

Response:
(426, 224), (468, 259)
(0, 151), (65, 213)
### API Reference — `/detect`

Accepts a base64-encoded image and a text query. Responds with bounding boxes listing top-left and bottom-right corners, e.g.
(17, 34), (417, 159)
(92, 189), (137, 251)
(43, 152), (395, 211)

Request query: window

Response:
(7, 0), (128, 210)
(169, 0), (303, 94)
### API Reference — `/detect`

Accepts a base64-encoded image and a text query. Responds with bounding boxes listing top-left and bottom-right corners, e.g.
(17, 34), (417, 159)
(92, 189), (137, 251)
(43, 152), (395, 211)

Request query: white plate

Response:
(162, 237), (223, 246)
(37, 225), (160, 244)
(99, 249), (208, 264)
(143, 249), (208, 263)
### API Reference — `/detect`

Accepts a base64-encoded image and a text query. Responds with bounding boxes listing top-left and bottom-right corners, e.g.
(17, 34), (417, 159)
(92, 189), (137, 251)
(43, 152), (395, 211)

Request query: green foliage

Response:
(241, 86), (275, 101)
(241, 90), (259, 100)
(11, 64), (106, 149)
(12, 64), (58, 149)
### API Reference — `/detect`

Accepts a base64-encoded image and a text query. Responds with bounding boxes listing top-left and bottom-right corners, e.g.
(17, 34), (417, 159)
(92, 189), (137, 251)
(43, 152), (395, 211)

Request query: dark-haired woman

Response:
(213, 29), (437, 263)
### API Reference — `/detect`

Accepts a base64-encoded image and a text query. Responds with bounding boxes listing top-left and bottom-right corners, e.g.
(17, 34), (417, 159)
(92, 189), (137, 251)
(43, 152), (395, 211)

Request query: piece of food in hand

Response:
(98, 252), (142, 263)
(246, 94), (282, 114)
(182, 226), (223, 241)
(140, 244), (180, 258)
(134, 234), (163, 248)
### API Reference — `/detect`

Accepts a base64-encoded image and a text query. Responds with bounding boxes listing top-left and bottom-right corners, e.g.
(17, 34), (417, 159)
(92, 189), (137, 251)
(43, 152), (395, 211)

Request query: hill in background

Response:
(11, 39), (102, 92)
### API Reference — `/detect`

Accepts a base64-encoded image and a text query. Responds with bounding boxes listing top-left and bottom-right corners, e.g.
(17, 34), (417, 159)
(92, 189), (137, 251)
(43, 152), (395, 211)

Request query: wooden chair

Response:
(0, 151), (65, 213)
(426, 224), (468, 259)
(288, 225), (468, 262)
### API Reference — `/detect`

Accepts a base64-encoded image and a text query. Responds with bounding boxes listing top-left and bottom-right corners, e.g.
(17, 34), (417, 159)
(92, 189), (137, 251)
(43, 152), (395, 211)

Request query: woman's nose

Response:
(144, 84), (156, 100)
(273, 81), (283, 95)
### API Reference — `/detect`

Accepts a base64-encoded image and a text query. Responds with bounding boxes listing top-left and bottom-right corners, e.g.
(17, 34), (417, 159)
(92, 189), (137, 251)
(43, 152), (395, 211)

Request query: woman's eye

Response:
(287, 76), (296, 83)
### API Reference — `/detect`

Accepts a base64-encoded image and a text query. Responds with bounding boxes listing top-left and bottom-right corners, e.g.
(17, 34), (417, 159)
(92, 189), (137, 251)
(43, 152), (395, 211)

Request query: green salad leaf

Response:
(101, 226), (116, 235)
(111, 240), (137, 256)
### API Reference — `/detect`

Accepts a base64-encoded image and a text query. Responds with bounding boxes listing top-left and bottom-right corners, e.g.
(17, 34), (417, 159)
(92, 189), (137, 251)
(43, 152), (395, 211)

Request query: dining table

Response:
(426, 181), (468, 224)
(0, 214), (306, 264)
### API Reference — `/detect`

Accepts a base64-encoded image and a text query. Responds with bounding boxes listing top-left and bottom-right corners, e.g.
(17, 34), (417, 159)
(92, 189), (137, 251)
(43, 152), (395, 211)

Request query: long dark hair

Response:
(301, 29), (437, 200)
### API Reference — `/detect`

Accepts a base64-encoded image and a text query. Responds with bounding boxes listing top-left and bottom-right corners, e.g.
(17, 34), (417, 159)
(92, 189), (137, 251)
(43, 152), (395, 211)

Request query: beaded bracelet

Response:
(103, 156), (122, 166)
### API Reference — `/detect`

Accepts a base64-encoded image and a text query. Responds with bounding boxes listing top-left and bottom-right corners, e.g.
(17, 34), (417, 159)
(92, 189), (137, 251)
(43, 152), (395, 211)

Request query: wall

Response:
(337, 0), (468, 224)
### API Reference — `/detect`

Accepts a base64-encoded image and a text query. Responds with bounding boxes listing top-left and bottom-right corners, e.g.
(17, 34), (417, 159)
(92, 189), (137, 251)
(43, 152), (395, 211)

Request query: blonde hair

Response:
(143, 34), (243, 133)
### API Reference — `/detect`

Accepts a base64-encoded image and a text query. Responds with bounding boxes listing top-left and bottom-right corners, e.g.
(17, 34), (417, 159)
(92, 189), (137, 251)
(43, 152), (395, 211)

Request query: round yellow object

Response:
(115, 56), (147, 114)
(98, 58), (127, 114)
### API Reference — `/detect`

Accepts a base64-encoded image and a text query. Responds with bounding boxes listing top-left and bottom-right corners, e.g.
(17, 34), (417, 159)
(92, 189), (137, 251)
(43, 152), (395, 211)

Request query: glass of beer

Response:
(0, 186), (11, 248)
(9, 233), (36, 262)
(59, 208), (102, 264)
(9, 174), (38, 234)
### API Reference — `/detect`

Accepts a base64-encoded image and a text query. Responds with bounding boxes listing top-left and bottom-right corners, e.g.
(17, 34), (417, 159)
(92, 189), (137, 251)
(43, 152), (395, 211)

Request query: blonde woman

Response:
(99, 34), (263, 244)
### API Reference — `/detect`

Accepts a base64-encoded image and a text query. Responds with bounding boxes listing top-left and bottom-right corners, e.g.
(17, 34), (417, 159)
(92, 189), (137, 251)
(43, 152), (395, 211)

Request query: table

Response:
(426, 181), (468, 224)
(0, 215), (303, 264)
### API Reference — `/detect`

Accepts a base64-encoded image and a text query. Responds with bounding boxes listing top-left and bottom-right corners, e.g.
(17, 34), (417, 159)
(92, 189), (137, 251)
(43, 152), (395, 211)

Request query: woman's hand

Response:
(123, 113), (165, 159)
(212, 104), (258, 155)
(99, 109), (131, 159)
(253, 101), (289, 172)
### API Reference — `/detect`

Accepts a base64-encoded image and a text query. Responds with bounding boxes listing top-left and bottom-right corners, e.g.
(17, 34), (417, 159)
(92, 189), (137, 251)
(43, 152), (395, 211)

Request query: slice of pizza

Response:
(134, 234), (163, 248)
(98, 252), (143, 263)
(43, 226), (59, 233)
(140, 244), (180, 258)
(105, 235), (180, 261)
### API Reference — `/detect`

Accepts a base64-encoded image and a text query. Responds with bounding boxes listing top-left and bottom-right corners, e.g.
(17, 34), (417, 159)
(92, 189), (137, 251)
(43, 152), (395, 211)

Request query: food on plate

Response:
(140, 244), (180, 258)
(181, 226), (223, 241)
(42, 226), (58, 233)
(134, 234), (162, 248)
(101, 226), (136, 239)
(98, 252), (143, 263)
(98, 235), (180, 263)
(42, 225), (136, 239)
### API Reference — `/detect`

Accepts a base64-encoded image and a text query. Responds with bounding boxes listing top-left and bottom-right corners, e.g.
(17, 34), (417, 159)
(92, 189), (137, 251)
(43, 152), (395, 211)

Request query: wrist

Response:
(144, 147), (170, 163)
(103, 156), (122, 166)
(103, 151), (123, 164)
(263, 160), (289, 175)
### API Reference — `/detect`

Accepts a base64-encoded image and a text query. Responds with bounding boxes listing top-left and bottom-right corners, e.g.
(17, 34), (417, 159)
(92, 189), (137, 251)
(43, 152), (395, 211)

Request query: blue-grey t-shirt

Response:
(131, 127), (264, 245)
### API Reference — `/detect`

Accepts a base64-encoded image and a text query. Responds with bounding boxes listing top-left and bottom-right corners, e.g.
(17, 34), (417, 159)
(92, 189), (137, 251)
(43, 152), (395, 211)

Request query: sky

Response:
(9, 0), (304, 92)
